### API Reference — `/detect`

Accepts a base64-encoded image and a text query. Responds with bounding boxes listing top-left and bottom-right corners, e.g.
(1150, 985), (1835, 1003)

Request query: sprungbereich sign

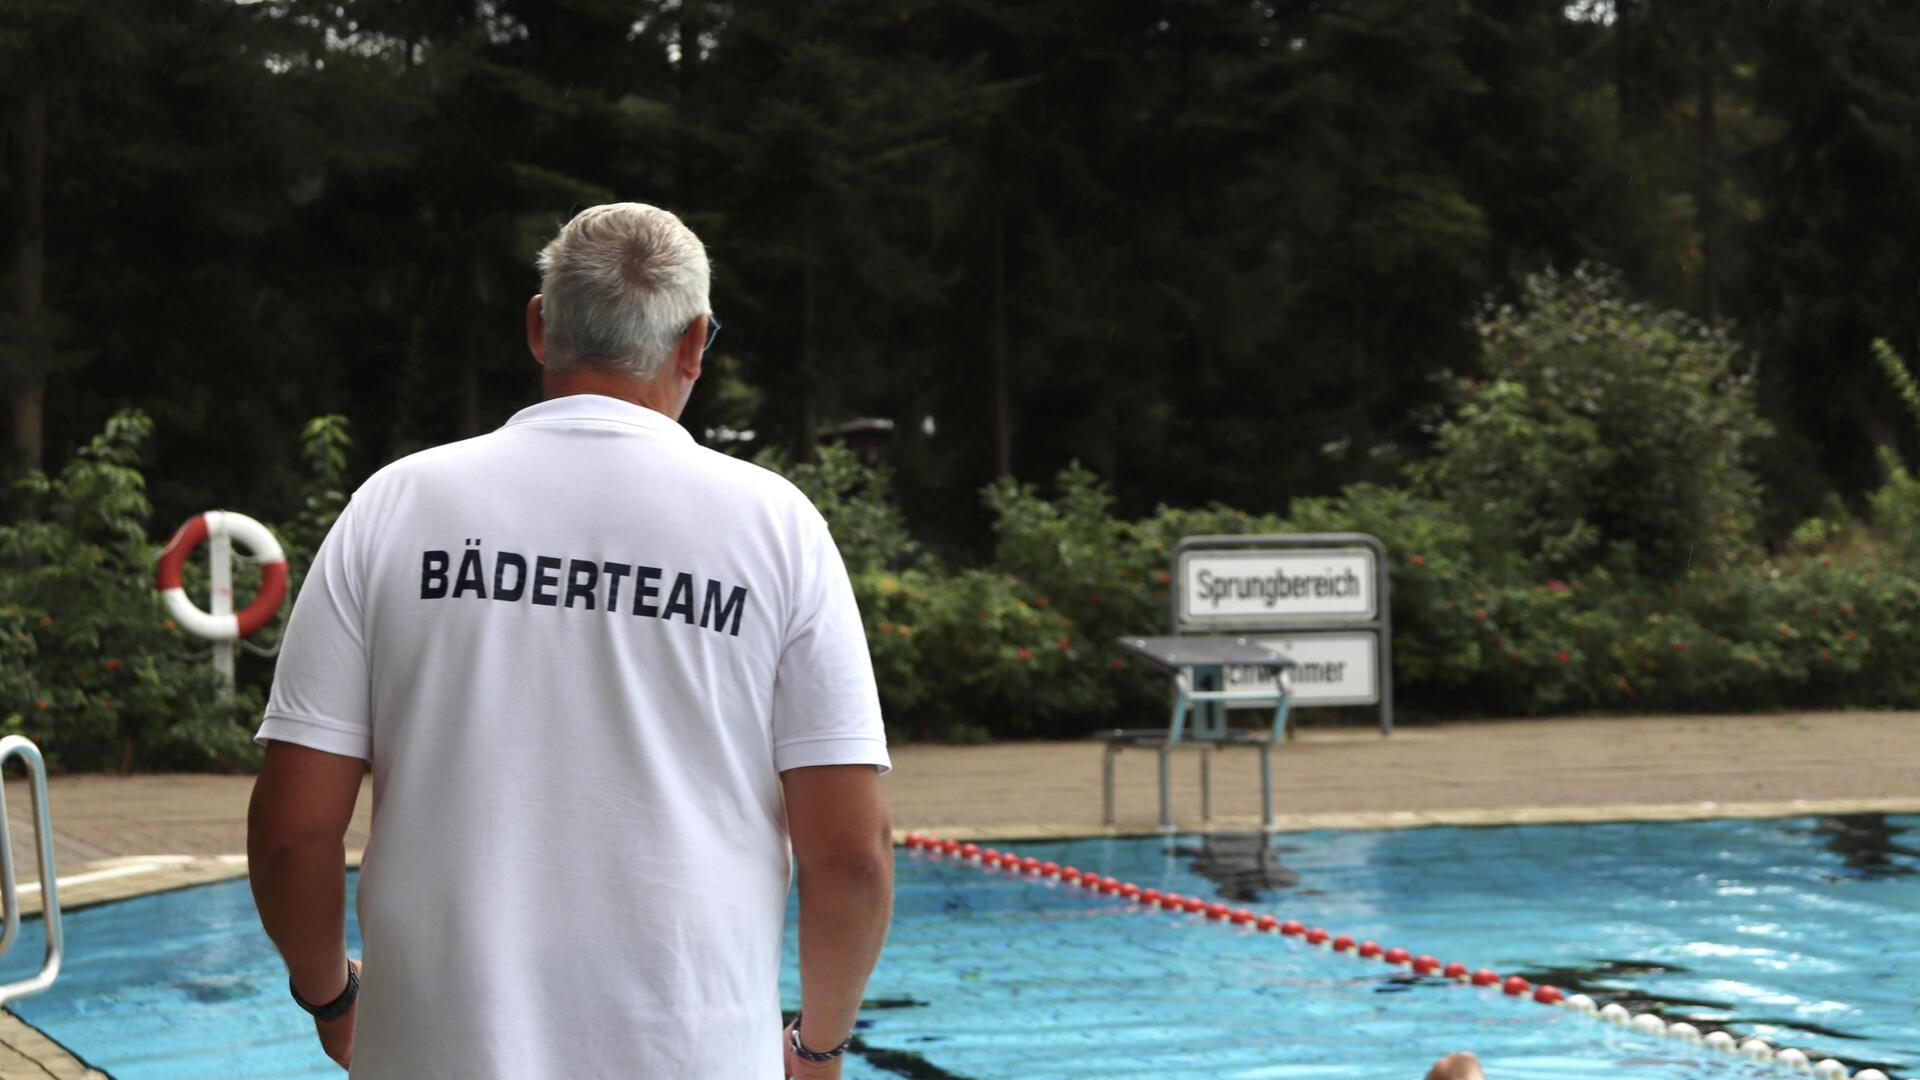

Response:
(1177, 547), (1378, 627)
(1169, 533), (1394, 733)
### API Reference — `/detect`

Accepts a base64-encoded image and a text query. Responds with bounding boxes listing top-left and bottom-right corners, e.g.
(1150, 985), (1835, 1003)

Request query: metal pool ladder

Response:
(0, 735), (63, 1005)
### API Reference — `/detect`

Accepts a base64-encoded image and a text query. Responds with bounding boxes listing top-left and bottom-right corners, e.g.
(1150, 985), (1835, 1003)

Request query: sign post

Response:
(1170, 533), (1393, 733)
(208, 527), (235, 686)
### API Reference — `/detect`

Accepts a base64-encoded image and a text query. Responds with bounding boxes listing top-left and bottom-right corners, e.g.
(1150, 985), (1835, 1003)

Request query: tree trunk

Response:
(991, 201), (1011, 479)
(461, 362), (481, 436)
(9, 87), (48, 466)
(798, 196), (818, 461)
(1697, 53), (1721, 329)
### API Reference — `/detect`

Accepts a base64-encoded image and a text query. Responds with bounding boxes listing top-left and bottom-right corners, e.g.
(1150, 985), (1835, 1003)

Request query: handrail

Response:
(0, 735), (63, 1005)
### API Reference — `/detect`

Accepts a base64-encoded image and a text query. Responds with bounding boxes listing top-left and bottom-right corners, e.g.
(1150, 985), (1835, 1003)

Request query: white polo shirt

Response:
(258, 394), (889, 1080)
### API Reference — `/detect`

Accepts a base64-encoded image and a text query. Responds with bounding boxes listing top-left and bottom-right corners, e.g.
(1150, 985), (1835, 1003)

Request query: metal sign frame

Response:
(1170, 532), (1393, 734)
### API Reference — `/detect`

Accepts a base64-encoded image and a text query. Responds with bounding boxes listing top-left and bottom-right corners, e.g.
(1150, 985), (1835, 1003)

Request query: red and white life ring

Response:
(154, 511), (289, 640)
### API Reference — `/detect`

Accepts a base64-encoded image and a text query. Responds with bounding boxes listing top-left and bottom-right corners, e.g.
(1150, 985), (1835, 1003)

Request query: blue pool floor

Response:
(1, 814), (1915, 1079)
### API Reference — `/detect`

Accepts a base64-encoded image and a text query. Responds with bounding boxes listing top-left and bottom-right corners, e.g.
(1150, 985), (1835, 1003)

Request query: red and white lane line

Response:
(901, 833), (1896, 1080)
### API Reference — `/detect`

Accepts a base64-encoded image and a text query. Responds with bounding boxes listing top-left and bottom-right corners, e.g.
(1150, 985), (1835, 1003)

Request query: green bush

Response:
(1422, 266), (1769, 581)
(0, 410), (353, 771)
(0, 411), (260, 770)
(19, 325), (1920, 769)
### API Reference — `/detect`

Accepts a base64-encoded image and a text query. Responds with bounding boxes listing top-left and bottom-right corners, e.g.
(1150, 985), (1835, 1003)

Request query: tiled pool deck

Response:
(6, 711), (1920, 1075)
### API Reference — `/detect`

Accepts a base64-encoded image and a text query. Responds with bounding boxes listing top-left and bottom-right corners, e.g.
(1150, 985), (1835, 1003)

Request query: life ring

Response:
(154, 511), (289, 640)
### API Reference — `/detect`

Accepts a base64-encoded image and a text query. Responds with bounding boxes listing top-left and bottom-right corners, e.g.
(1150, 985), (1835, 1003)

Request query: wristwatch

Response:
(290, 963), (359, 1022)
(788, 1012), (852, 1063)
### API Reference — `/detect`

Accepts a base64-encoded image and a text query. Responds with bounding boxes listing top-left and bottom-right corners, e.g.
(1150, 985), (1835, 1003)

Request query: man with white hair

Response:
(248, 202), (893, 1079)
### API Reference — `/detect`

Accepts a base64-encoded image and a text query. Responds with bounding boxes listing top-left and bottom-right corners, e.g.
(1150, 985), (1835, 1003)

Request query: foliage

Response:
(0, 410), (260, 771)
(1867, 341), (1920, 563)
(1421, 266), (1769, 581)
(14, 0), (1912, 548)
(756, 445), (916, 577)
(853, 567), (1091, 742)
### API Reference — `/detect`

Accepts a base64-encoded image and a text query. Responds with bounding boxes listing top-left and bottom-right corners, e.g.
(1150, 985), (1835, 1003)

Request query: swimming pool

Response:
(2, 815), (1914, 1078)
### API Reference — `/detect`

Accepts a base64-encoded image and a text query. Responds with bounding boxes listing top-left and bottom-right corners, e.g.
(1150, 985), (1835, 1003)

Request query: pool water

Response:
(2, 815), (1915, 1079)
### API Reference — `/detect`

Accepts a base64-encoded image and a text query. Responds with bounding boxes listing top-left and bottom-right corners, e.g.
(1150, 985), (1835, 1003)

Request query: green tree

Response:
(1422, 266), (1768, 579)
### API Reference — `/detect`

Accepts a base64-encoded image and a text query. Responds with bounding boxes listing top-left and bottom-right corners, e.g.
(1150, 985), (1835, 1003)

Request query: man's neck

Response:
(542, 369), (681, 420)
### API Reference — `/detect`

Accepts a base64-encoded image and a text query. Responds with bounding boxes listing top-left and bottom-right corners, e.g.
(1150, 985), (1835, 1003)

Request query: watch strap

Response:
(290, 963), (359, 1022)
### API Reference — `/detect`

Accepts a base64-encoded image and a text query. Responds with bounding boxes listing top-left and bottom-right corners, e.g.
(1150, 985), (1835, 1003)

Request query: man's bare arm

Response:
(248, 741), (364, 1003)
(782, 763), (893, 1060)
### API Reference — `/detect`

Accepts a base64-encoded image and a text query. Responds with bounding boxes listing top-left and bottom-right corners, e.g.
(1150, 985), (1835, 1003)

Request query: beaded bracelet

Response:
(788, 1012), (851, 1063)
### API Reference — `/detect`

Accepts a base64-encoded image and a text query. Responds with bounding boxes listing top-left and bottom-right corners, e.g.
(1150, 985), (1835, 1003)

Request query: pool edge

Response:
(0, 1009), (111, 1078)
(900, 795), (1920, 842)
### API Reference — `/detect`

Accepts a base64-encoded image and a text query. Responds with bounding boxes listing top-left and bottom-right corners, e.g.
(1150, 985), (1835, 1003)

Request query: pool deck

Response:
(4, 710), (1919, 1075)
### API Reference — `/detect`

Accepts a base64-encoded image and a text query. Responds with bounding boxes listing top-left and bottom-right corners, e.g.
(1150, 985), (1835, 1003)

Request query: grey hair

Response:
(535, 203), (710, 379)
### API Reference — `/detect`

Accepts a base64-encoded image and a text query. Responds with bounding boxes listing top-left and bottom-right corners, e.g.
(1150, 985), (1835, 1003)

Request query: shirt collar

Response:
(502, 394), (694, 442)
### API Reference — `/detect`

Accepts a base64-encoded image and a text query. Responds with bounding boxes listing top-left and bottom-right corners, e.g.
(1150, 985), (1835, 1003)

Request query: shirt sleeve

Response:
(770, 510), (889, 774)
(256, 500), (372, 760)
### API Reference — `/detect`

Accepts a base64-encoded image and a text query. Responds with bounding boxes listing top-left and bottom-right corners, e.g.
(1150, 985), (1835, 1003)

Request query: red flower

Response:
(1671, 641), (1687, 654)
(104, 658), (122, 671)
(1088, 592), (1100, 605)
(1506, 649), (1522, 664)
(101, 696), (114, 708)
(34, 700), (48, 712)
(36, 616), (51, 628)
(1058, 637), (1071, 651)
(1410, 555), (1426, 568)
(1473, 609), (1488, 622)
(1818, 649), (1831, 662)
(878, 623), (894, 635)
(1545, 580), (1569, 593)
(898, 626), (912, 639)
(1015, 648), (1033, 662)
(1111, 658), (1128, 671)
(1557, 650), (1570, 664)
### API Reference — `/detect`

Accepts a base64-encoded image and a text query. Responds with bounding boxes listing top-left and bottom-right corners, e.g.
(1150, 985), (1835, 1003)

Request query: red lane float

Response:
(154, 511), (288, 639)
(894, 834), (1626, 1036)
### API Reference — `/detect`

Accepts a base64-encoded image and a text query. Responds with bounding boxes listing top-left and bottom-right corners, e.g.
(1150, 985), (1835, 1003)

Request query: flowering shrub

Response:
(0, 412), (261, 770)
(18, 369), (1920, 771)
(0, 410), (352, 771)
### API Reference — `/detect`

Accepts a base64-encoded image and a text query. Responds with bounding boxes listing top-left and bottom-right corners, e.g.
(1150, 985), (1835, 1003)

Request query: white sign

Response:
(1178, 547), (1377, 626)
(1221, 632), (1379, 707)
